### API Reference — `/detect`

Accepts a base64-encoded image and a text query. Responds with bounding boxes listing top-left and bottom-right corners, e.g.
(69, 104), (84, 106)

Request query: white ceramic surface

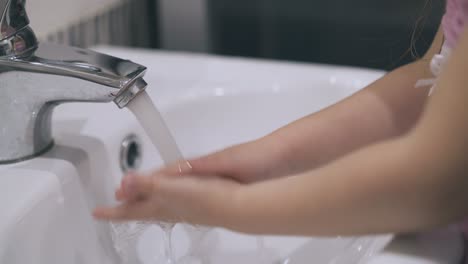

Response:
(0, 47), (464, 264)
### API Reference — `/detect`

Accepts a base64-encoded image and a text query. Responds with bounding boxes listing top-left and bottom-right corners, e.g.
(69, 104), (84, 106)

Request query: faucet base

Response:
(0, 141), (54, 165)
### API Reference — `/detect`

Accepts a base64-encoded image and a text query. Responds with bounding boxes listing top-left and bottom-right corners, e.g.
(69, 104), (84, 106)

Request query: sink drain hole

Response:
(120, 134), (142, 173)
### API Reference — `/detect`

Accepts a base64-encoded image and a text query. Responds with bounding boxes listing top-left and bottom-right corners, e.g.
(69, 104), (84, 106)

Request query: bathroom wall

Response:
(208, 0), (444, 69)
(26, 0), (211, 51)
(27, 0), (157, 48)
(159, 0), (210, 52)
(28, 0), (122, 39)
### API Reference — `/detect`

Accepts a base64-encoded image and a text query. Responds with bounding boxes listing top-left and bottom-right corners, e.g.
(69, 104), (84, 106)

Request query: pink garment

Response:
(437, 1), (468, 261)
(443, 0), (468, 48)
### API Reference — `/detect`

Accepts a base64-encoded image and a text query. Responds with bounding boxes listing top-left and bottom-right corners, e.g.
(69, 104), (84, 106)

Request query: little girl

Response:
(95, 0), (468, 258)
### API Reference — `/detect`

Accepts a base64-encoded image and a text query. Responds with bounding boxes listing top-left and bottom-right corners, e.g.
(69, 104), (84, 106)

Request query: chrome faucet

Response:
(0, 0), (148, 164)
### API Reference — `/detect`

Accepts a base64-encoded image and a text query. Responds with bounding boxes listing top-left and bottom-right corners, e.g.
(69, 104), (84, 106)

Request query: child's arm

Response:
(181, 27), (444, 182)
(223, 28), (468, 236)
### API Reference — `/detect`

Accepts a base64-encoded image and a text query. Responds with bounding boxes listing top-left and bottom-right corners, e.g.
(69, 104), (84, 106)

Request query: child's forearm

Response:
(228, 136), (457, 236)
(263, 61), (430, 176)
(261, 28), (444, 177)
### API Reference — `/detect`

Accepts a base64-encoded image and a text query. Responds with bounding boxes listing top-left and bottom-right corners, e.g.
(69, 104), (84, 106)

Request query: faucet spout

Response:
(5, 42), (148, 107)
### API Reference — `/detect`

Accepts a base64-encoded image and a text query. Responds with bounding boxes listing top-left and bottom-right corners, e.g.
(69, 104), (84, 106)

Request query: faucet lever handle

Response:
(0, 0), (29, 41)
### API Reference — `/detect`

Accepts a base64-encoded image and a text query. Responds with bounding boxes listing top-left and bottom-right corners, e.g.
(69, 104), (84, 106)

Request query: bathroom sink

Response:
(0, 47), (464, 264)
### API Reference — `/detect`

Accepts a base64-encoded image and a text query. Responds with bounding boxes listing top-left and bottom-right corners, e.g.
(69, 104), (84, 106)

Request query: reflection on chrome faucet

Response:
(0, 0), (148, 164)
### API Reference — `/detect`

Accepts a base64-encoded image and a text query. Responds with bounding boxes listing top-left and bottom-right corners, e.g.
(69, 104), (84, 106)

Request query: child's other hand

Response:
(93, 173), (241, 225)
(159, 140), (286, 183)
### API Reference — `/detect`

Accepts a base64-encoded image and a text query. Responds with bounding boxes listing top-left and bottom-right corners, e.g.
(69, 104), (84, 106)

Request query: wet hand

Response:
(93, 173), (242, 226)
(158, 141), (284, 183)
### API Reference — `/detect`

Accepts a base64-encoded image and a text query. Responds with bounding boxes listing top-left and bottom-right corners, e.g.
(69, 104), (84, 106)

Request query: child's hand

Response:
(93, 173), (242, 225)
(159, 140), (287, 183)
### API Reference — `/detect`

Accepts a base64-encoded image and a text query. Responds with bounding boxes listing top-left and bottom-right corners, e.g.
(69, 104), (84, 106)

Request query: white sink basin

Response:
(0, 47), (464, 264)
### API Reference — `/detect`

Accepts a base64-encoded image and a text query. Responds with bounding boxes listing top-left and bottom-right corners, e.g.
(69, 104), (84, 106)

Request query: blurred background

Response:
(29, 0), (444, 70)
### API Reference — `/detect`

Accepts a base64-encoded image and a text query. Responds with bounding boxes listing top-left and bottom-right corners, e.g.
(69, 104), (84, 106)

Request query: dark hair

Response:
(410, 0), (441, 58)
(391, 0), (438, 68)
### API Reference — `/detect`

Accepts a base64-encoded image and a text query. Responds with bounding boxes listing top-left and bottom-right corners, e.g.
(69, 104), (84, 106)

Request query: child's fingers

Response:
(157, 165), (179, 175)
(95, 174), (240, 224)
(157, 160), (193, 176)
(93, 202), (155, 221)
(121, 174), (156, 201)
